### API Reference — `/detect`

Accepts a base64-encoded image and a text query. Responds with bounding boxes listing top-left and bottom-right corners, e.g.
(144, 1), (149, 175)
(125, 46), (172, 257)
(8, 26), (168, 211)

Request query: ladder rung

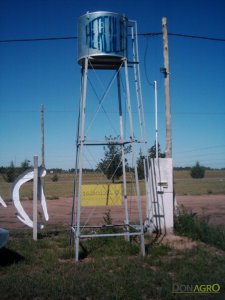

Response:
(153, 215), (164, 217)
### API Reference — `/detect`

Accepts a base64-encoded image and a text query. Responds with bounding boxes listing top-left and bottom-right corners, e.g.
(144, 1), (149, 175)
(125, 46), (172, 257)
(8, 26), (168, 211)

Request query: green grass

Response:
(0, 227), (225, 299)
(1, 170), (225, 200)
(175, 206), (225, 251)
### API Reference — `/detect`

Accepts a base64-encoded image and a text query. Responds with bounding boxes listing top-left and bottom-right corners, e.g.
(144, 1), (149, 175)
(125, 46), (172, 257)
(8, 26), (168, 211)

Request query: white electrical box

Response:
(146, 158), (174, 233)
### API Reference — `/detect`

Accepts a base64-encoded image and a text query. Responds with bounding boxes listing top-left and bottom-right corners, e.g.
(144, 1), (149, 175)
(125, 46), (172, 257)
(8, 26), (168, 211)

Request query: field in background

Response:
(0, 170), (224, 201)
(173, 170), (225, 195)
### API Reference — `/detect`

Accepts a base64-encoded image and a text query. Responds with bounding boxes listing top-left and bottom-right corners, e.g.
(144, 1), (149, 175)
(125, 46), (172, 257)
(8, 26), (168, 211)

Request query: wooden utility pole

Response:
(33, 155), (38, 240)
(162, 17), (172, 158)
(41, 104), (45, 168)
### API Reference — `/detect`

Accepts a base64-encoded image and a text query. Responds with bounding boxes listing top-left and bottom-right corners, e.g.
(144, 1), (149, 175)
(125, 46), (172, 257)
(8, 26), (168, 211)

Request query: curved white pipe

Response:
(38, 168), (49, 221)
(11, 167), (49, 229)
(0, 195), (7, 208)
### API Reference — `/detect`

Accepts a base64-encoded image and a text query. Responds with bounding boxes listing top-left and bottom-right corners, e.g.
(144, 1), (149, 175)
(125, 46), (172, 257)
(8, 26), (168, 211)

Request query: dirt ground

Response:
(177, 195), (225, 226)
(0, 195), (225, 231)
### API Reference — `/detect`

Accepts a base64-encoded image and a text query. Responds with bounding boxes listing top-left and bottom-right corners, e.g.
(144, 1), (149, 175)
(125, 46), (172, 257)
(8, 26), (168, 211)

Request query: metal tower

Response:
(71, 12), (147, 261)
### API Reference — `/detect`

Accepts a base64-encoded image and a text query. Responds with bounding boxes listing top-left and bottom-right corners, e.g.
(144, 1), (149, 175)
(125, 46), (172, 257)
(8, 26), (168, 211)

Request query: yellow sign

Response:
(81, 184), (122, 206)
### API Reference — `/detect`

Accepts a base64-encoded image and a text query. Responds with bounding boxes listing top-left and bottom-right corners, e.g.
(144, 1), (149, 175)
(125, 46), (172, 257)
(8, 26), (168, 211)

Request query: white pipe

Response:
(154, 80), (159, 159)
(0, 195), (7, 207)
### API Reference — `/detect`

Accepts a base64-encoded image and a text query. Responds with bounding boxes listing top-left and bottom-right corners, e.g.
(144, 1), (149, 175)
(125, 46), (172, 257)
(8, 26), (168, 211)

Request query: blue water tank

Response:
(78, 11), (128, 69)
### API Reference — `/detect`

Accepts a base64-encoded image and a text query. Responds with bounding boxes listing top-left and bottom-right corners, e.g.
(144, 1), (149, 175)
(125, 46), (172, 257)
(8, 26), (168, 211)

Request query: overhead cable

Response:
(0, 32), (225, 43)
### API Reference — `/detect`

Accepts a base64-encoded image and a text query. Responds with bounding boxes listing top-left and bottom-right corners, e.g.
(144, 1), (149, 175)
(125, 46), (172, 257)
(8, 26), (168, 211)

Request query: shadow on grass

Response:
(37, 230), (61, 239)
(0, 248), (24, 266)
(144, 232), (168, 255)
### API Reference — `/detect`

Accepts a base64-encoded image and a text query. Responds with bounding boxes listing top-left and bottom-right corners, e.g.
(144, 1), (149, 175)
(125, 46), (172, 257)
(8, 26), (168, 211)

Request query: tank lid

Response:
(79, 11), (127, 18)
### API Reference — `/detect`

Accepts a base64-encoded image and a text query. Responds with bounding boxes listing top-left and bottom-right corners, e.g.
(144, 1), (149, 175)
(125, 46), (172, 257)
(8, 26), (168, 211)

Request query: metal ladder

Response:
(148, 158), (166, 235)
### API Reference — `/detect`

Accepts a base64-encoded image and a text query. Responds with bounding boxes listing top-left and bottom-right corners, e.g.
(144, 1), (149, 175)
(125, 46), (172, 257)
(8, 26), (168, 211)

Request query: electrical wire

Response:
(173, 144), (225, 155)
(0, 36), (77, 43)
(168, 33), (225, 42)
(0, 32), (224, 43)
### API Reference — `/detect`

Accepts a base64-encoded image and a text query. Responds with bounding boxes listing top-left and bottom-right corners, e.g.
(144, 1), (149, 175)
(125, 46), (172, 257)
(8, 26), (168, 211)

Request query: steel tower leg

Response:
(71, 67), (84, 244)
(124, 58), (145, 256)
(75, 57), (89, 261)
(117, 69), (129, 241)
(131, 21), (151, 228)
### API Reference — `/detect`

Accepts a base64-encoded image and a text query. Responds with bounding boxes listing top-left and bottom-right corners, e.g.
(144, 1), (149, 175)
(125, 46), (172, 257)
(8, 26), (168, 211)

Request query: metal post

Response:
(70, 68), (83, 243)
(75, 57), (89, 261)
(131, 22), (147, 145)
(124, 58), (145, 256)
(162, 17), (172, 158)
(154, 81), (159, 159)
(33, 155), (38, 241)
(117, 70), (129, 240)
(131, 21), (151, 226)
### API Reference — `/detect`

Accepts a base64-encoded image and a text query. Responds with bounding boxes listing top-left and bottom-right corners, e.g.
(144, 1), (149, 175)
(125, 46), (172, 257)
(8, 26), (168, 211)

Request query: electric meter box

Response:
(147, 158), (174, 232)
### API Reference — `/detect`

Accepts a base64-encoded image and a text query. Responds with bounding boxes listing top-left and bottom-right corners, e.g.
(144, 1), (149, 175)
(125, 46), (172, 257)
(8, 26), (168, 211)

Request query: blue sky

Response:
(0, 0), (224, 169)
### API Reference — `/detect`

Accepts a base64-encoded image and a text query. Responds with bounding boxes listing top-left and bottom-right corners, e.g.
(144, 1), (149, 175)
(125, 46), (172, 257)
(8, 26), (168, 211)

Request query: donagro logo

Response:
(172, 283), (221, 294)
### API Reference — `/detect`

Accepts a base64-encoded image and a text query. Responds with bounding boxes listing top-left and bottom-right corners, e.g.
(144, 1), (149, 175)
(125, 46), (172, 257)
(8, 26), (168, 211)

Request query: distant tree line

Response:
(67, 168), (96, 174)
(174, 166), (218, 171)
(0, 160), (31, 182)
(1, 149), (223, 183)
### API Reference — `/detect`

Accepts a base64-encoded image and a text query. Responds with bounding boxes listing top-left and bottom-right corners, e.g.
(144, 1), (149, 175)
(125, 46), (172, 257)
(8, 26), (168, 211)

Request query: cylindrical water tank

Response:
(78, 11), (128, 69)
